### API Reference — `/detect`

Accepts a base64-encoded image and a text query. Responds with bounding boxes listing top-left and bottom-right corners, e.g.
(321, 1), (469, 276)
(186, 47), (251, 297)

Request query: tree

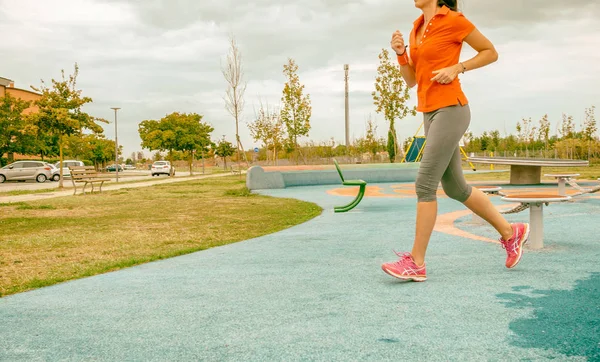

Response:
(0, 93), (33, 161)
(214, 137), (235, 170)
(490, 130), (501, 152)
(85, 134), (117, 169)
(364, 116), (381, 157)
(248, 101), (285, 164)
(538, 114), (551, 151)
(30, 63), (107, 187)
(582, 106), (597, 159)
(387, 130), (396, 162)
(281, 58), (312, 164)
(372, 48), (416, 162)
(195, 138), (214, 174)
(222, 35), (247, 176)
(138, 112), (213, 176)
(583, 106), (597, 141)
(559, 113), (575, 139)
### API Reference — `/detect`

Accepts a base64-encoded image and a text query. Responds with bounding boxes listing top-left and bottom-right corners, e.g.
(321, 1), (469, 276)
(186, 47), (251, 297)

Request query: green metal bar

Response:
(334, 184), (366, 213)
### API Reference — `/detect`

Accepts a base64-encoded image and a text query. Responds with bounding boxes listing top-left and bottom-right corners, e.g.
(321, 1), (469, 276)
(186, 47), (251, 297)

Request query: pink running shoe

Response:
(381, 252), (427, 282)
(500, 223), (530, 269)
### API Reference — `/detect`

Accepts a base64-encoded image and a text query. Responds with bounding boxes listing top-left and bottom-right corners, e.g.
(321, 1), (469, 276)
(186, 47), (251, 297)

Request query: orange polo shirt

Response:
(402, 6), (475, 113)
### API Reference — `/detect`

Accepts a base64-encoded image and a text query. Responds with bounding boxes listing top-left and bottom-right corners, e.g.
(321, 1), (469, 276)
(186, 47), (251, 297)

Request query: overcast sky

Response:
(1, 0), (599, 158)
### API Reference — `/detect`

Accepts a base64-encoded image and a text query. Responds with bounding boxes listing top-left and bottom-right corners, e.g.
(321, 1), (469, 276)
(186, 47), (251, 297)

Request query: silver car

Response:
(0, 161), (52, 183)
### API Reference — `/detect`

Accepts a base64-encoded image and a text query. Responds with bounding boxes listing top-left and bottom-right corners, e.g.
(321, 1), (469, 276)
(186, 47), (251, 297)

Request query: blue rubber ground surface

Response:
(1, 183), (599, 361)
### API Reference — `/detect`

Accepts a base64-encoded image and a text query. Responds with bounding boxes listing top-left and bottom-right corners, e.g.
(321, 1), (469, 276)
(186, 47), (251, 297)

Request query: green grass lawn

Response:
(0, 177), (321, 297)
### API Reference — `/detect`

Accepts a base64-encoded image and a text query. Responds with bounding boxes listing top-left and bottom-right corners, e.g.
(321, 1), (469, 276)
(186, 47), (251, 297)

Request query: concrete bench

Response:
(500, 194), (571, 249)
(468, 157), (589, 185)
(246, 163), (419, 190)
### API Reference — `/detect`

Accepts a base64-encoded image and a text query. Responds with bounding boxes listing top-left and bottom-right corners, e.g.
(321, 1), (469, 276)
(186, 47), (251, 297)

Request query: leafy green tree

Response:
(0, 93), (33, 161)
(559, 113), (576, 139)
(248, 102), (285, 164)
(215, 138), (235, 170)
(195, 139), (214, 174)
(30, 63), (107, 187)
(87, 134), (116, 169)
(387, 130), (396, 162)
(281, 58), (312, 163)
(582, 106), (597, 159)
(583, 106), (597, 141)
(538, 114), (551, 150)
(372, 48), (416, 162)
(139, 112), (213, 176)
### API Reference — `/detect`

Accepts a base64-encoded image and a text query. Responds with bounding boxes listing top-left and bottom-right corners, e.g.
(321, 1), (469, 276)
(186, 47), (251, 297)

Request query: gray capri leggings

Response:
(415, 104), (473, 203)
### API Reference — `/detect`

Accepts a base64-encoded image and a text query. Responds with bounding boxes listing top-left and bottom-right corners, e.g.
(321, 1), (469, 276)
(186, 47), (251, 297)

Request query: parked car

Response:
(123, 164), (136, 170)
(105, 164), (123, 172)
(0, 161), (52, 183)
(54, 160), (85, 177)
(151, 161), (175, 176)
(46, 163), (61, 182)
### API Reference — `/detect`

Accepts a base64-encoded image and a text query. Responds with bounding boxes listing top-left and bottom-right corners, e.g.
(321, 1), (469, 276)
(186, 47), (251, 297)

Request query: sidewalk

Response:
(0, 172), (237, 204)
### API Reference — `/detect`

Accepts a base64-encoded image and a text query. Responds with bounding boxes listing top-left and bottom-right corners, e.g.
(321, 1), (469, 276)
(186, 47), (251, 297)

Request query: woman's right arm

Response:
(399, 58), (417, 88)
(391, 31), (417, 88)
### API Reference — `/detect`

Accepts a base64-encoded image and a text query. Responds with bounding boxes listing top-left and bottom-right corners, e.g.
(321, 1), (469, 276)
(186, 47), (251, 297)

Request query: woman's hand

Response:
(390, 30), (406, 55)
(431, 64), (462, 84)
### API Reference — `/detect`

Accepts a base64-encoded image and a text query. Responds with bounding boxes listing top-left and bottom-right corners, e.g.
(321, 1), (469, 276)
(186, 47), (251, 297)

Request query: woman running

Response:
(381, 0), (530, 281)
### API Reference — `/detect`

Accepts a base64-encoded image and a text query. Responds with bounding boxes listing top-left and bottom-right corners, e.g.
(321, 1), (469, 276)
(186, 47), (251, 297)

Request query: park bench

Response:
(69, 166), (111, 195)
(230, 165), (242, 175)
(333, 159), (367, 213)
(467, 157), (589, 185)
(500, 193), (571, 249)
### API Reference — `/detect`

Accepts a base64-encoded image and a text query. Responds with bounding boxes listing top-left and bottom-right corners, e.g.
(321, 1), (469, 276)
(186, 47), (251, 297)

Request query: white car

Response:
(151, 161), (175, 176)
(54, 160), (85, 177)
(46, 163), (61, 181)
(123, 164), (136, 170)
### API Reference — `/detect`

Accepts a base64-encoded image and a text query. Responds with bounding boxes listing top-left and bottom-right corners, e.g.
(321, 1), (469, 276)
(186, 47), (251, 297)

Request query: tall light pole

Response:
(111, 107), (120, 182)
(344, 64), (350, 148)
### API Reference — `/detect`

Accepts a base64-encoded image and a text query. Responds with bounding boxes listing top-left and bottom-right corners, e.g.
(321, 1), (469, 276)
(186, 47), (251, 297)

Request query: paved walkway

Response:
(0, 182), (598, 361)
(0, 172), (235, 204)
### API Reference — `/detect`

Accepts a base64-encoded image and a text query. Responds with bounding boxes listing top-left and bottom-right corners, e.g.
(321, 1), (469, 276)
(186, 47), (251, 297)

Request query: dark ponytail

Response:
(438, 0), (458, 11)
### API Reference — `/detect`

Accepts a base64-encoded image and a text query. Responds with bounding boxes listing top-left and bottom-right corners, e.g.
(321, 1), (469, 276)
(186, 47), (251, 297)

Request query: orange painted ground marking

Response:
(326, 186), (404, 198)
(434, 204), (520, 244)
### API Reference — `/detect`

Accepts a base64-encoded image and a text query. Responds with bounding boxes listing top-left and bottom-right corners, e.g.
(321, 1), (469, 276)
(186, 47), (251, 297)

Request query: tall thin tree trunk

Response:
(58, 137), (64, 188)
(236, 116), (241, 178)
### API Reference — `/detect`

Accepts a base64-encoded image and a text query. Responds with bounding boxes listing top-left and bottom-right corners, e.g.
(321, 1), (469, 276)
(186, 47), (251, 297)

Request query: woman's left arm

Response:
(460, 28), (499, 72)
(431, 29), (498, 84)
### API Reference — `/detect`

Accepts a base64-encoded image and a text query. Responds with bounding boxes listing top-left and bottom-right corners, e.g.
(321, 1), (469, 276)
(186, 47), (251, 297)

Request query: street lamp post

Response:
(111, 107), (121, 182)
